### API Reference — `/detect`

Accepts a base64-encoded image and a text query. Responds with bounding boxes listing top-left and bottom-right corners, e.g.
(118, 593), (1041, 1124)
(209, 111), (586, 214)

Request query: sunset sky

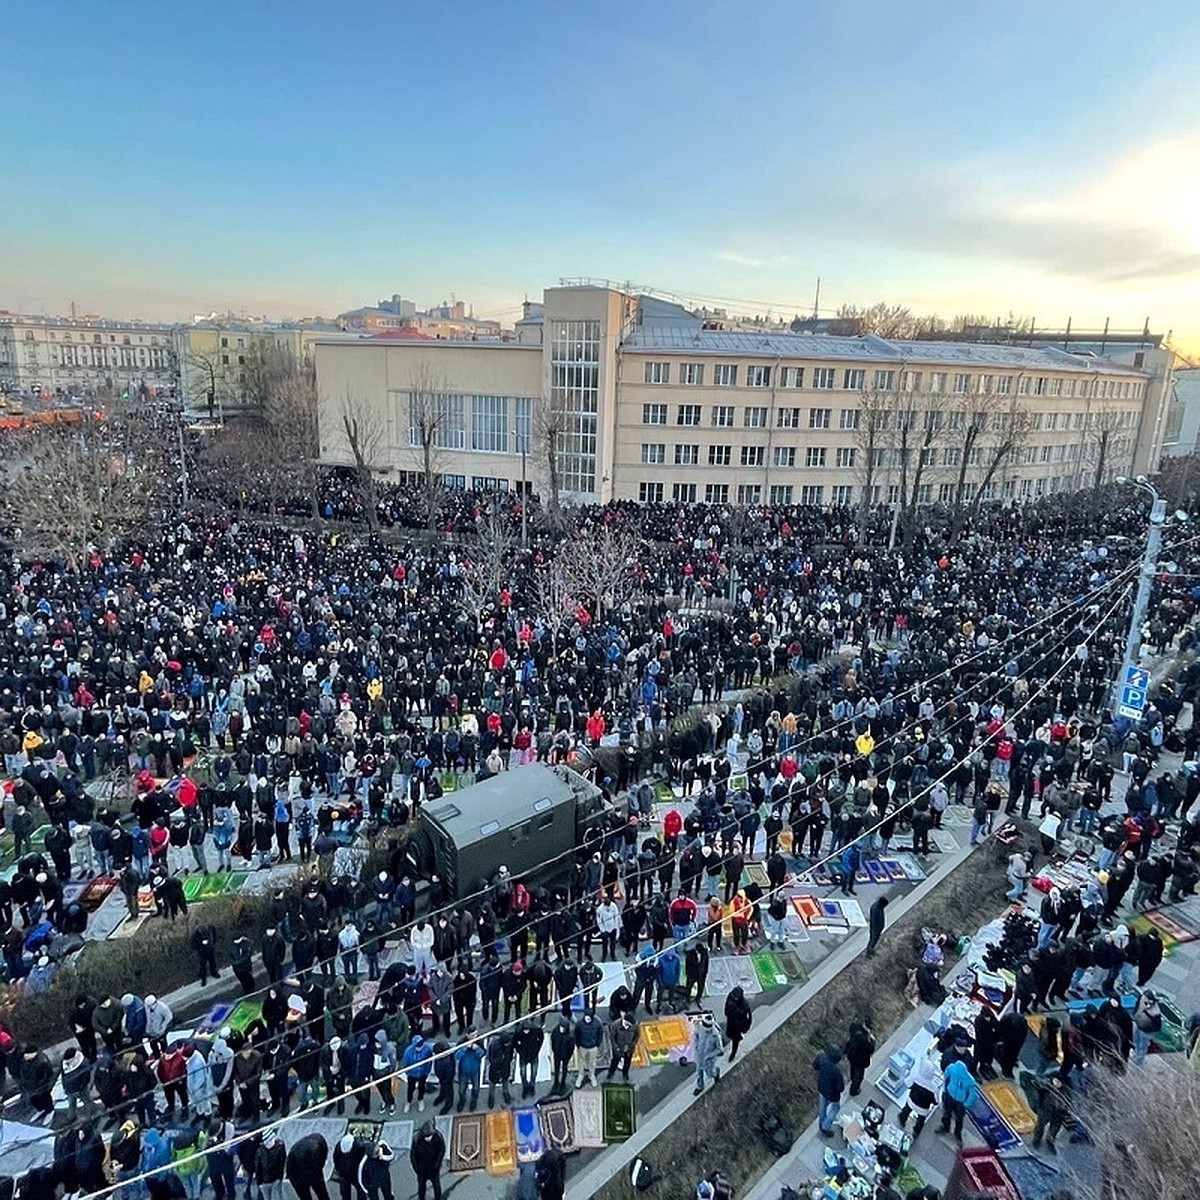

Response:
(4, 1), (1198, 353)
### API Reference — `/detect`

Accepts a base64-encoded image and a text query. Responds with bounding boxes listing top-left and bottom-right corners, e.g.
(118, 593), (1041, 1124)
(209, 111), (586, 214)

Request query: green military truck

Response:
(410, 763), (608, 899)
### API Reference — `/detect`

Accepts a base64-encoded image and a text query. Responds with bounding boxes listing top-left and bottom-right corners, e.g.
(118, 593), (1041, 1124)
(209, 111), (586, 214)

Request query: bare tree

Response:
(970, 402), (1031, 517)
(530, 549), (579, 666)
(407, 362), (452, 543)
(889, 391), (946, 548)
(559, 523), (642, 620)
(339, 390), (387, 532)
(1082, 405), (1124, 493)
(185, 345), (226, 421)
(457, 510), (519, 631)
(534, 388), (569, 521)
(852, 385), (895, 535)
(0, 410), (167, 565)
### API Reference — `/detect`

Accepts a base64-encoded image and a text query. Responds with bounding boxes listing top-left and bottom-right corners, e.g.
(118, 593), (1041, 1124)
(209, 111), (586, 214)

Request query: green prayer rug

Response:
(601, 1082), (636, 1142)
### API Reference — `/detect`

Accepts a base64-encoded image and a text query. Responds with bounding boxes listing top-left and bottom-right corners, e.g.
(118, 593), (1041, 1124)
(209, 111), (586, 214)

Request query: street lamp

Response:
(513, 428), (528, 549)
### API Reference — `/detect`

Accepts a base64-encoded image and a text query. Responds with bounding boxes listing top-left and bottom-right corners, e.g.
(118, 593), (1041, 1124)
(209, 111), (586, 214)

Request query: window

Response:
(844, 368), (865, 390)
(747, 365), (771, 388)
(712, 404), (735, 427)
(639, 481), (664, 503)
(831, 484), (853, 505)
(221, 354), (229, 365)
(675, 443), (699, 466)
(550, 318), (601, 493)
(805, 446), (826, 468)
(839, 408), (859, 431)
(471, 476), (505, 491)
(441, 474), (465, 489)
(1017, 376), (1030, 395)
(930, 372), (947, 393)
(1034, 376), (1047, 396)
(980, 374), (994, 394)
(967, 447), (982, 467)
(705, 483), (729, 504)
(782, 366), (805, 388)
(997, 375), (1012, 395)
(774, 446), (796, 468)
(874, 369), (895, 391)
(1040, 445), (1052, 463)
(708, 445), (731, 467)
(471, 394), (508, 452)
(835, 447), (856, 468)
(677, 404), (701, 426)
(515, 396), (533, 452)
(744, 406), (767, 428)
(741, 445), (764, 467)
(813, 367), (835, 389)
(644, 361), (670, 385)
(643, 403), (667, 425)
(902, 370), (922, 392)
(916, 484), (933, 504)
(682, 362), (704, 386)
(641, 443), (666, 464)
(886, 484), (900, 505)
(942, 447), (961, 467)
(800, 485), (824, 505)
(769, 485), (793, 504)
(919, 447), (937, 466)
(1046, 412), (1059, 431)
(938, 482), (955, 503)
(409, 392), (466, 449)
(714, 363), (738, 387)
(737, 484), (762, 504)
(673, 482), (697, 503)
(777, 407), (801, 428)
(808, 407), (831, 429)
(950, 372), (969, 394)
(1052, 378), (1063, 396)
(220, 337), (229, 348)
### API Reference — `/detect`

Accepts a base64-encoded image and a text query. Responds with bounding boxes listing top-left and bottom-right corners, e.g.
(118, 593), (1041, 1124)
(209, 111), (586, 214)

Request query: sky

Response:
(3, 1), (1199, 352)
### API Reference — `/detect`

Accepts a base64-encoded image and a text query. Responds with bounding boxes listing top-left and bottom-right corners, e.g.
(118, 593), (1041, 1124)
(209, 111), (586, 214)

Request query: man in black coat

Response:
(287, 1132), (331, 1200)
(409, 1120), (446, 1200)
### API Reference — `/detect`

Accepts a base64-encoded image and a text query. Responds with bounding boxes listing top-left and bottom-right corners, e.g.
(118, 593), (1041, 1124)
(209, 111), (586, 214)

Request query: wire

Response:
(62, 578), (1134, 1200)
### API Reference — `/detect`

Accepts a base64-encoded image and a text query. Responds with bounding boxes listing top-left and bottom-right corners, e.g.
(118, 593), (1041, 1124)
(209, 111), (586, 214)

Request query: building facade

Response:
(0, 312), (178, 397)
(315, 285), (1176, 506)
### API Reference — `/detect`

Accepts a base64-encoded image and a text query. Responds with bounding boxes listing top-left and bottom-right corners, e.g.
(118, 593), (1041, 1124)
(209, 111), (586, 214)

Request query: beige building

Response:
(0, 312), (178, 397)
(315, 284), (1175, 507)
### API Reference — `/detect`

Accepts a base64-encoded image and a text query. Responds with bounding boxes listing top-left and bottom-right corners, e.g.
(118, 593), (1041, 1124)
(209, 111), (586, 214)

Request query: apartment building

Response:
(315, 285), (1175, 506)
(0, 312), (178, 397)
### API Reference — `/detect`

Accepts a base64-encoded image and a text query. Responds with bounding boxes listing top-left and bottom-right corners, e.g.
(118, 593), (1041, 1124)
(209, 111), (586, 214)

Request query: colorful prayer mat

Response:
(772, 948), (808, 982)
(1143, 908), (1198, 945)
(537, 1098), (575, 1152)
(513, 1107), (544, 1163)
(571, 1087), (605, 1148)
(968, 1093), (1022, 1151)
(449, 1113), (485, 1172)
(226, 999), (263, 1033)
(880, 858), (908, 882)
(790, 895), (823, 925)
(750, 949), (788, 990)
(602, 1082), (636, 1142)
(485, 1110), (516, 1175)
(981, 1079), (1037, 1135)
(654, 781), (676, 804)
(864, 858), (890, 885)
(344, 1117), (384, 1148)
(194, 1002), (235, 1035)
(79, 875), (117, 911)
(640, 1016), (692, 1054)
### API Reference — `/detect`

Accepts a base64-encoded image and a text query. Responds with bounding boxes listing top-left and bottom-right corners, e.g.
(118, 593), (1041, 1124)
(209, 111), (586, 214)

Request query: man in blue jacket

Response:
(939, 1057), (980, 1140)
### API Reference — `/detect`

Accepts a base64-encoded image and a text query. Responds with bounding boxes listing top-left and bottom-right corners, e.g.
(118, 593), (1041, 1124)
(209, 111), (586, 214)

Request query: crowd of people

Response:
(2, 481), (1200, 1200)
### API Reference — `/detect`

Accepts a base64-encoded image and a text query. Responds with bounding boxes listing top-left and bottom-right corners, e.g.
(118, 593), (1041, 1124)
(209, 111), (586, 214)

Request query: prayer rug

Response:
(895, 1165), (925, 1195)
(226, 999), (263, 1033)
(930, 830), (959, 854)
(434, 1114), (454, 1147)
(888, 854), (927, 881)
(344, 1116), (384, 1148)
(1003, 1154), (1066, 1200)
(864, 858), (890, 885)
(640, 1016), (692, 1054)
(750, 949), (788, 991)
(943, 805), (974, 828)
(485, 1110), (516, 1175)
(1143, 908), (1198, 945)
(1126, 914), (1182, 953)
(449, 1113), (485, 1172)
(537, 1097), (575, 1152)
(79, 875), (117, 912)
(194, 1002), (235, 1035)
(810, 863), (833, 885)
(854, 867), (872, 884)
(790, 895), (823, 926)
(981, 1079), (1036, 1135)
(112, 914), (151, 939)
(352, 981), (380, 1014)
(571, 1087), (605, 1148)
(781, 912), (811, 943)
(602, 1082), (636, 1142)
(382, 1120), (414, 1152)
(513, 1107), (544, 1163)
(811, 900), (849, 929)
(772, 948), (808, 983)
(880, 858), (908, 882)
(654, 781), (676, 804)
(968, 1093), (1021, 1151)
(744, 863), (769, 888)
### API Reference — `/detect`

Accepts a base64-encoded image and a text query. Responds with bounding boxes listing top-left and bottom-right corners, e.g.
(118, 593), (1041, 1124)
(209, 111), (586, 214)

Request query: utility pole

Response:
(1113, 474), (1166, 719)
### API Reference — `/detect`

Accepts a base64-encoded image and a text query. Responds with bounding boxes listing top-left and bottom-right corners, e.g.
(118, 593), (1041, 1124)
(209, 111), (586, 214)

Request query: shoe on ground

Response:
(693, 1086), (703, 1096)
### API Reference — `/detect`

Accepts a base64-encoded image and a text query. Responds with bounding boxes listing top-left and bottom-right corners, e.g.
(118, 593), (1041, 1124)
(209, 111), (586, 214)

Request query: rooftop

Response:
(621, 324), (1149, 375)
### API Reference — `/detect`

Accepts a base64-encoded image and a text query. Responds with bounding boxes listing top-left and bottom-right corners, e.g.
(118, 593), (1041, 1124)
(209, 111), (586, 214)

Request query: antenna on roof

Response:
(812, 277), (821, 319)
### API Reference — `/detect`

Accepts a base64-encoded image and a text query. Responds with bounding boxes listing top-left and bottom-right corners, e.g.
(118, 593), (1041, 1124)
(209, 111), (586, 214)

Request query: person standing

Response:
(361, 1142), (395, 1200)
(693, 1012), (724, 1096)
(723, 986), (752, 1062)
(865, 897), (888, 958)
(409, 1120), (446, 1200)
(812, 1045), (845, 1137)
(939, 1058), (979, 1141)
(844, 1021), (876, 1097)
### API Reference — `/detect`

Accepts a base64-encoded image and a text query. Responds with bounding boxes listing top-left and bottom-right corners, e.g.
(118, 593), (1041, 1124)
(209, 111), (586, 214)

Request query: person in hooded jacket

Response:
(724, 986), (752, 1062)
(409, 1120), (446, 1200)
(844, 1021), (876, 1096)
(402, 1034), (433, 1112)
(813, 1045), (845, 1136)
(286, 1133), (331, 1200)
(360, 1141), (395, 1200)
(333, 1134), (367, 1200)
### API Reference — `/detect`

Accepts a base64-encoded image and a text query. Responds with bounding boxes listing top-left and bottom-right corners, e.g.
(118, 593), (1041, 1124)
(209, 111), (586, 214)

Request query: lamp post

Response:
(514, 428), (528, 549)
(1113, 474), (1166, 716)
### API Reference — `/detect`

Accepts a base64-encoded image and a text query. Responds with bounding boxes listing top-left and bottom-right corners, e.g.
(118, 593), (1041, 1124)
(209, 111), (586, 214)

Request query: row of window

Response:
(644, 402), (1141, 432)
(636, 473), (1110, 506)
(640, 443), (858, 469)
(397, 391), (534, 454)
(20, 330), (165, 345)
(640, 360), (1144, 400)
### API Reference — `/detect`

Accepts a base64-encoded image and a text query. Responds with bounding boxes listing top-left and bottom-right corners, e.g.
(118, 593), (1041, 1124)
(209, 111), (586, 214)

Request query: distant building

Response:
(1161, 367), (1200, 458)
(337, 295), (504, 341)
(315, 283), (1176, 506)
(0, 311), (178, 397)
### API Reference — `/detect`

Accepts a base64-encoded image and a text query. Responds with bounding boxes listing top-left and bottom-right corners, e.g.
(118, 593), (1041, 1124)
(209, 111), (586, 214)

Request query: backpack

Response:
(759, 1112), (795, 1157)
(629, 1159), (659, 1193)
